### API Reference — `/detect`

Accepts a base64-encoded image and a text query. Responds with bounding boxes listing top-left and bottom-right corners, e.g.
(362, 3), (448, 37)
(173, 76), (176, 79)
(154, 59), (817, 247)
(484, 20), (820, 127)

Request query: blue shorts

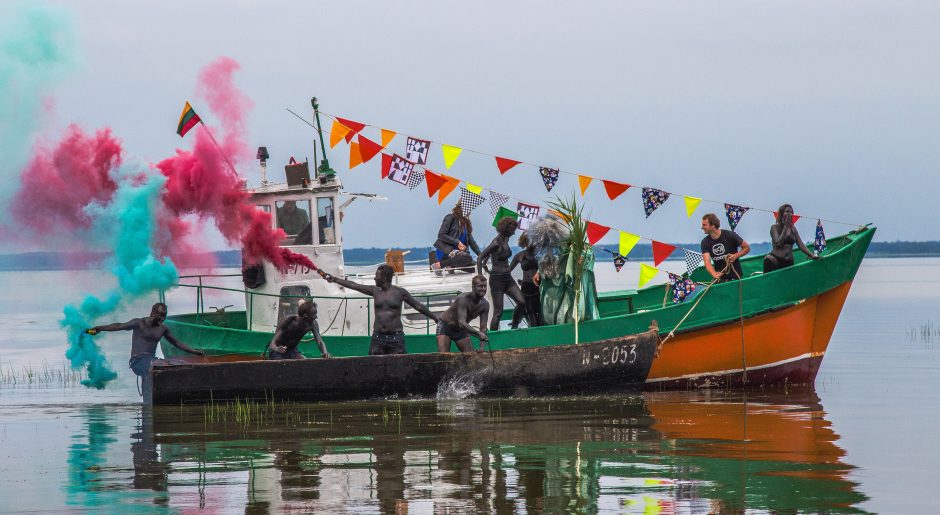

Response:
(436, 321), (469, 342)
(129, 354), (155, 377)
(267, 348), (305, 360)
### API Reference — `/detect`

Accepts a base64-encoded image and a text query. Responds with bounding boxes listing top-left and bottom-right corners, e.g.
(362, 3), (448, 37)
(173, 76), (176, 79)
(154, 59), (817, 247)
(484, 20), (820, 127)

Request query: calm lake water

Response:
(1, 258), (939, 513)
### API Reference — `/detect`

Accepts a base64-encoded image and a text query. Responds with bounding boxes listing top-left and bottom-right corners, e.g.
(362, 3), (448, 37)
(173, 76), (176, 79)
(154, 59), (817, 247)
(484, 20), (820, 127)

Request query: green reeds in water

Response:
(908, 321), (940, 347)
(0, 359), (86, 387)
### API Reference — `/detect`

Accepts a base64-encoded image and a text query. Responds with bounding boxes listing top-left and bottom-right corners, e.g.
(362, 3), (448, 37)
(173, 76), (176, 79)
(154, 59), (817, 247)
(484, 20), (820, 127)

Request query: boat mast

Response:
(311, 97), (336, 179)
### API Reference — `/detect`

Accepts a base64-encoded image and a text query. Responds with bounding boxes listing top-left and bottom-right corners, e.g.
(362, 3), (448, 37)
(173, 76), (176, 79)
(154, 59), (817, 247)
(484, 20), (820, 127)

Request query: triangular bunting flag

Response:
(380, 153), (393, 179)
(458, 187), (485, 217)
(330, 120), (351, 148)
(348, 141), (363, 169)
(603, 180), (631, 200)
(405, 136), (431, 165)
(613, 253), (626, 272)
(684, 196), (702, 218)
(668, 273), (697, 304)
(357, 135), (384, 163)
(488, 191), (510, 217)
(442, 144), (463, 170)
(424, 170), (446, 197)
(639, 263), (658, 288)
(773, 211), (801, 225)
(495, 156), (521, 174)
(683, 249), (704, 276)
(492, 206), (519, 228)
(651, 240), (677, 267)
(380, 129), (396, 147)
(724, 203), (750, 230)
(539, 167), (560, 191)
(387, 154), (415, 185)
(814, 220), (827, 255)
(585, 221), (611, 246)
(336, 117), (366, 142)
(438, 175), (460, 204)
(466, 183), (483, 195)
(641, 187), (671, 218)
(619, 231), (641, 257)
(407, 168), (425, 191)
(578, 175), (593, 196)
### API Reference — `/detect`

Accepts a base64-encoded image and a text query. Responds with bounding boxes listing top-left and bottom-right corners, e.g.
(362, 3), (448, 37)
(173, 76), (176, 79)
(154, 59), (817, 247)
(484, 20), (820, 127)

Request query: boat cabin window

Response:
(257, 204), (271, 214)
(278, 285), (312, 323)
(317, 197), (336, 244)
(276, 200), (312, 245)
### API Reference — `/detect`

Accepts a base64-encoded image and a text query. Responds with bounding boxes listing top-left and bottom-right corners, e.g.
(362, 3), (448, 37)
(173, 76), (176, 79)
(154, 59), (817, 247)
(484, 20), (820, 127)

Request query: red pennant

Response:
(424, 170), (447, 197)
(495, 156), (521, 174)
(773, 212), (801, 224)
(381, 153), (392, 179)
(336, 117), (366, 134)
(585, 221), (611, 246)
(602, 180), (631, 200)
(652, 241), (677, 267)
(357, 135), (383, 163)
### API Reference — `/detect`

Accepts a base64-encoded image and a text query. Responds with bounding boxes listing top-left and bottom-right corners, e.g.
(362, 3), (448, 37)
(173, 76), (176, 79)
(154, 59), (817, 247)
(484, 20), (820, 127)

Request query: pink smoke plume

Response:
(11, 125), (122, 238)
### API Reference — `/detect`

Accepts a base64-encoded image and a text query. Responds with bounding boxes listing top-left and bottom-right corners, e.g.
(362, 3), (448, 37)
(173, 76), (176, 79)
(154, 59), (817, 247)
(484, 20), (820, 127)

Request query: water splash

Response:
(436, 369), (488, 399)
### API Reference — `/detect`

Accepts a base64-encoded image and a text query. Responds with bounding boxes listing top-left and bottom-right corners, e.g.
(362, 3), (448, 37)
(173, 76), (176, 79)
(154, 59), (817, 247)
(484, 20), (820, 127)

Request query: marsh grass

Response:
(907, 321), (939, 347)
(0, 359), (85, 387)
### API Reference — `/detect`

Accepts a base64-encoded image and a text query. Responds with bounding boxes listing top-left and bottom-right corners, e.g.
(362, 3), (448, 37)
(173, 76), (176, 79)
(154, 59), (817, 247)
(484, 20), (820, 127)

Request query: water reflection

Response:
(61, 389), (865, 512)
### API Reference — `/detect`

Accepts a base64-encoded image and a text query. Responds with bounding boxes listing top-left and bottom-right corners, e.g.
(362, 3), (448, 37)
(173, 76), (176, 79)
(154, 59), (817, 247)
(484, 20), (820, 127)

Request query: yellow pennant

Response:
(466, 183), (483, 195)
(380, 128), (396, 147)
(348, 141), (363, 169)
(578, 175), (593, 196)
(442, 144), (463, 170)
(638, 263), (658, 288)
(330, 120), (351, 148)
(619, 231), (640, 257)
(684, 196), (702, 218)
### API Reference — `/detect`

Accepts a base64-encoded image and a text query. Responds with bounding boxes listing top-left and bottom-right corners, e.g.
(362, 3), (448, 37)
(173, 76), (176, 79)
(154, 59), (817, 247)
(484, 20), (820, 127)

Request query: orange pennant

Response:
(381, 129), (396, 147)
(578, 175), (593, 196)
(424, 170), (447, 198)
(330, 120), (351, 148)
(602, 180), (631, 200)
(437, 175), (460, 204)
(357, 135), (383, 163)
(348, 141), (363, 169)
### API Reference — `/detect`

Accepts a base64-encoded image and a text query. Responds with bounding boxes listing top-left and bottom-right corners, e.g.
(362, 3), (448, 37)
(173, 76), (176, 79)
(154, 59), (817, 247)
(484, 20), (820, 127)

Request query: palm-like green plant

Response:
(547, 193), (589, 341)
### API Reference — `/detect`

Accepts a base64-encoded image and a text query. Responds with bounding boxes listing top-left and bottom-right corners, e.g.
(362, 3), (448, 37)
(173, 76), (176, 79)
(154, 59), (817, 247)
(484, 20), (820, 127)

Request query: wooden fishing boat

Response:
(149, 326), (659, 404)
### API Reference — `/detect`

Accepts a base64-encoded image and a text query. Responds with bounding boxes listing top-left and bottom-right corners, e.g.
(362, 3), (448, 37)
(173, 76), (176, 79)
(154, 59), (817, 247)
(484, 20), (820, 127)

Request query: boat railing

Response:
(160, 273), (462, 334)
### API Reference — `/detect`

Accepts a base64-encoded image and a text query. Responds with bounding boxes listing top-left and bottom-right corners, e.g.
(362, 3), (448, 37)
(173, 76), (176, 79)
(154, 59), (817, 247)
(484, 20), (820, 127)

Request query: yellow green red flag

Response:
(176, 101), (201, 137)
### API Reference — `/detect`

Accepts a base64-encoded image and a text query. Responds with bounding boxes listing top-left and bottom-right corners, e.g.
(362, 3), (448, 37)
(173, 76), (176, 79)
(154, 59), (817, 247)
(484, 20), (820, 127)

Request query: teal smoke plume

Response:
(62, 166), (178, 389)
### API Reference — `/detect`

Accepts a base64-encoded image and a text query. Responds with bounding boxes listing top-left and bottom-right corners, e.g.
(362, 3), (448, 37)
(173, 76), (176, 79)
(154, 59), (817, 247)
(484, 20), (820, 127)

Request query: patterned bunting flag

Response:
(348, 141), (363, 169)
(814, 220), (827, 255)
(357, 135), (383, 163)
(489, 191), (510, 217)
(516, 202), (540, 231)
(495, 156), (521, 174)
(684, 196), (702, 218)
(387, 154), (415, 185)
(442, 144), (463, 170)
(405, 136), (431, 165)
(651, 240), (676, 267)
(613, 253), (626, 272)
(585, 221), (610, 246)
(639, 263), (658, 288)
(668, 273), (697, 304)
(603, 180), (631, 200)
(683, 249), (704, 276)
(424, 170), (446, 197)
(619, 231), (640, 257)
(539, 167), (560, 191)
(330, 120), (351, 148)
(380, 129), (396, 147)
(459, 187), (485, 217)
(578, 175), (593, 196)
(407, 168), (425, 190)
(492, 206), (519, 228)
(724, 203), (749, 230)
(437, 175), (460, 204)
(642, 187), (671, 217)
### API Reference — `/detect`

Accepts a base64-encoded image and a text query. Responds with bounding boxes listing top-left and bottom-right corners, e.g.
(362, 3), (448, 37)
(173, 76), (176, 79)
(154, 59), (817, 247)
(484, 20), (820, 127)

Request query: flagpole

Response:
(198, 121), (240, 178)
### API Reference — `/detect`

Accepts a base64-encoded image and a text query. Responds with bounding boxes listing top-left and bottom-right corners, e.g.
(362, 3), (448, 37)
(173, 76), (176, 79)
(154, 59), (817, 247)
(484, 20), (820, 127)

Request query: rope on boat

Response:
(659, 260), (733, 346)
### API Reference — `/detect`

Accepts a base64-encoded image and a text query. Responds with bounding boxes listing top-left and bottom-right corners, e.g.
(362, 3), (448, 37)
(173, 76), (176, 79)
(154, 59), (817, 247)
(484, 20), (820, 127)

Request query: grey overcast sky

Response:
(18, 1), (940, 247)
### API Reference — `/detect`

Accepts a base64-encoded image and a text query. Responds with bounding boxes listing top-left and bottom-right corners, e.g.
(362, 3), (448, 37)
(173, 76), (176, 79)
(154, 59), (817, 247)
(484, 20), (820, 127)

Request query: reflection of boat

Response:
(150, 327), (659, 404)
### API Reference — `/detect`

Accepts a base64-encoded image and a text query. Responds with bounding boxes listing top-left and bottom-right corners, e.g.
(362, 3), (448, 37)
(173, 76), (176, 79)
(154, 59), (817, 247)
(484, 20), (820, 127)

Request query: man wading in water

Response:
(436, 275), (489, 353)
(318, 264), (439, 355)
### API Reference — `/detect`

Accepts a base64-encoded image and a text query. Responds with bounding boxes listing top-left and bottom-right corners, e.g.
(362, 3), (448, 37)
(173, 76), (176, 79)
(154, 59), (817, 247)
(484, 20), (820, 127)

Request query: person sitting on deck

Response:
(764, 204), (819, 273)
(317, 264), (439, 355)
(87, 302), (204, 377)
(437, 275), (490, 353)
(700, 213), (751, 282)
(432, 202), (481, 272)
(266, 301), (331, 360)
(478, 216), (526, 330)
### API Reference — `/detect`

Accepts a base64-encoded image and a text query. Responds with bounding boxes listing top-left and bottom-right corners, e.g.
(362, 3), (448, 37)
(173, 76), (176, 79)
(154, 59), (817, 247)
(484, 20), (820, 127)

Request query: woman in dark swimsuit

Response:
(477, 217), (526, 330)
(764, 204), (819, 273)
(509, 232), (542, 328)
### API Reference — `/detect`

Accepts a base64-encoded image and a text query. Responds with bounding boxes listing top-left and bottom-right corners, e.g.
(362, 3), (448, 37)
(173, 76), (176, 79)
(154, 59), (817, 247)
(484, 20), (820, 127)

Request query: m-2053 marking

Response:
(581, 343), (637, 366)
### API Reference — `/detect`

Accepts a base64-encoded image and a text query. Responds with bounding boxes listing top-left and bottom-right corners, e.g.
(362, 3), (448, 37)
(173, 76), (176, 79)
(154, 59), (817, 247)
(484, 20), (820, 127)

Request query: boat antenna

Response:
(256, 146), (269, 185)
(311, 97), (336, 179)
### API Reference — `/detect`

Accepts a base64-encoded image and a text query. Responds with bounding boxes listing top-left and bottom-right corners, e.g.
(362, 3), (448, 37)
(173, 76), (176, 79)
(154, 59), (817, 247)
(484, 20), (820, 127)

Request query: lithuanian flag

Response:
(176, 101), (201, 137)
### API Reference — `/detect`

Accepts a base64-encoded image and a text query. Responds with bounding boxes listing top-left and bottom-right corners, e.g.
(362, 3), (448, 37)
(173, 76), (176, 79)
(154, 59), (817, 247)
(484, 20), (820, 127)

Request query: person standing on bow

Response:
(700, 213), (751, 282)
(478, 216), (526, 331)
(318, 264), (439, 355)
(432, 202), (481, 272)
(764, 204), (819, 273)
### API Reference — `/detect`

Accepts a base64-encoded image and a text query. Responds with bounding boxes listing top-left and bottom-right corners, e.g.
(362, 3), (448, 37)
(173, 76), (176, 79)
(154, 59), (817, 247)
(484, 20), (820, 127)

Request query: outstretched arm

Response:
(476, 302), (490, 350)
(311, 321), (331, 359)
(402, 290), (439, 323)
(318, 270), (374, 295)
(702, 253), (721, 280)
(90, 320), (136, 333)
(164, 330), (205, 356)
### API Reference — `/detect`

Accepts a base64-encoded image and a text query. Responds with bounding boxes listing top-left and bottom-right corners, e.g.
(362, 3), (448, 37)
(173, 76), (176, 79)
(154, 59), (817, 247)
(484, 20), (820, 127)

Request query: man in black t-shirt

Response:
(700, 213), (751, 282)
